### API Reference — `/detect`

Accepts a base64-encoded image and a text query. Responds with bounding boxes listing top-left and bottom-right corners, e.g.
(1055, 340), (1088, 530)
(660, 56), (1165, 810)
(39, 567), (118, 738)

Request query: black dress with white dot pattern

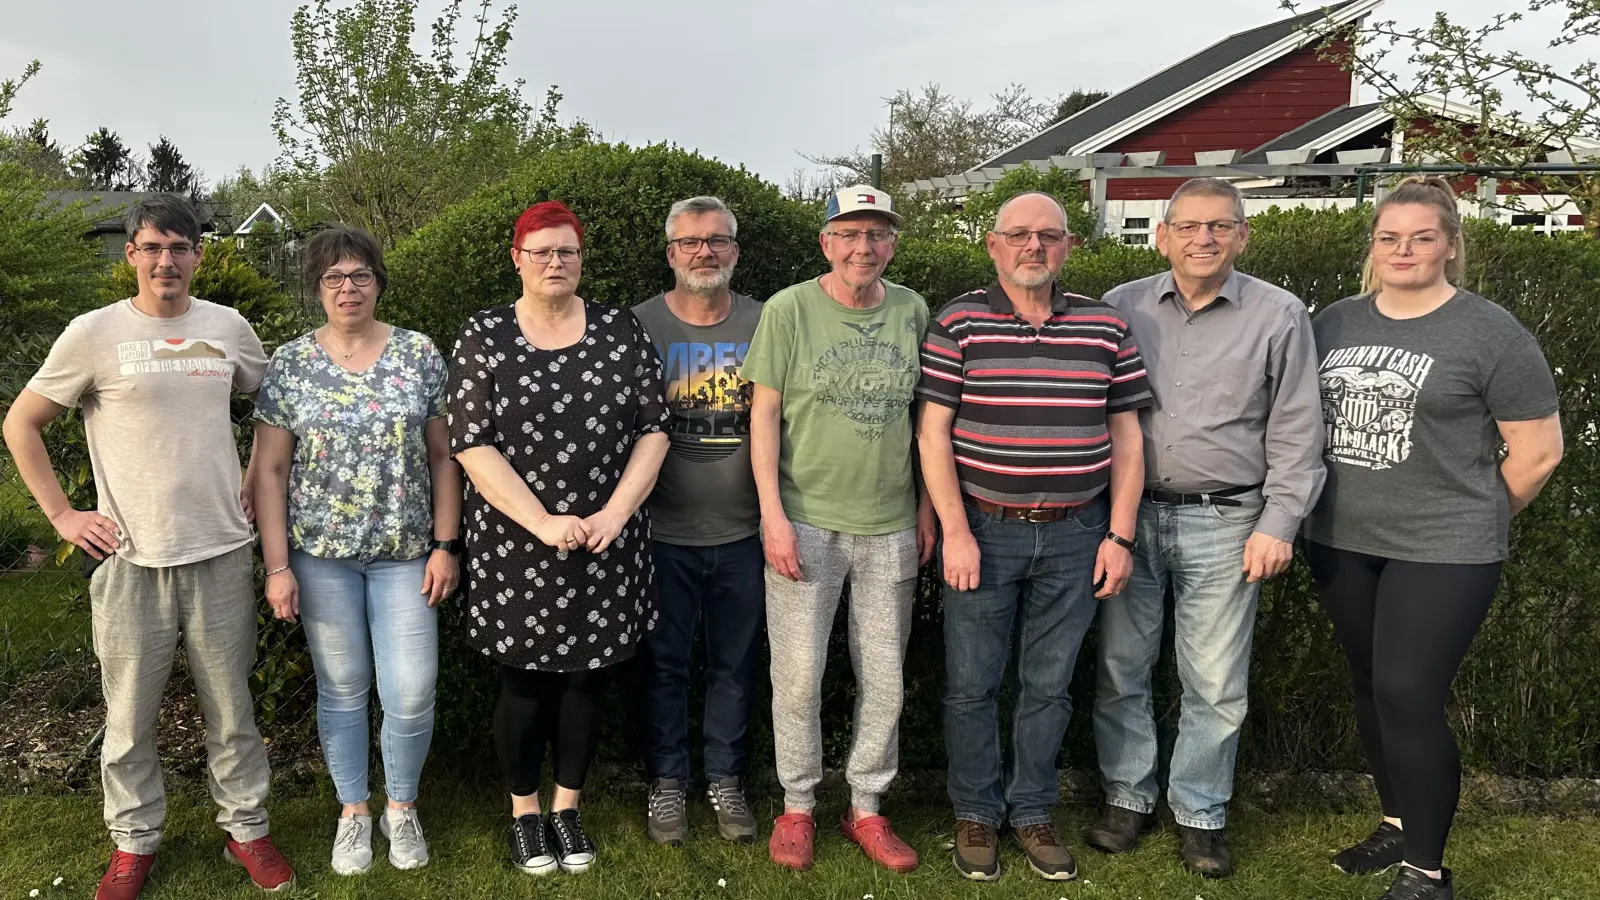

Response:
(447, 301), (670, 671)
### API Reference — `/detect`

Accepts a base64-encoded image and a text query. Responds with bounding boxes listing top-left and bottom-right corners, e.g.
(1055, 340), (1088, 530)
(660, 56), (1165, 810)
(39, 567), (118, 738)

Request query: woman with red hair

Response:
(446, 201), (671, 876)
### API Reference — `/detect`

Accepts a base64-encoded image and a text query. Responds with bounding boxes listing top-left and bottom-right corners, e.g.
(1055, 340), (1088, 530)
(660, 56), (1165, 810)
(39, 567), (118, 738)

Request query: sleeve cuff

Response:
(1255, 506), (1301, 543)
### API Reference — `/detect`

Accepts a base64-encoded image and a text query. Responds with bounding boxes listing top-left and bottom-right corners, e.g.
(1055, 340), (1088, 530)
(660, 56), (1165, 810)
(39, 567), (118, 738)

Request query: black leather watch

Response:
(431, 538), (463, 554)
(1104, 532), (1136, 552)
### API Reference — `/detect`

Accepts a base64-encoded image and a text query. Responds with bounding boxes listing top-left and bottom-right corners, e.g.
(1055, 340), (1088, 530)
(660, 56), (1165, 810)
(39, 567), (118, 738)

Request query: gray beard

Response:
(678, 265), (734, 296)
(1005, 265), (1054, 290)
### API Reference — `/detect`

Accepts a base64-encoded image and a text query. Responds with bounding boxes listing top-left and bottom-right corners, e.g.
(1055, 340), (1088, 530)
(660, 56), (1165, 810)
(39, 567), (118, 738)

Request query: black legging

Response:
(1307, 542), (1501, 871)
(494, 665), (610, 796)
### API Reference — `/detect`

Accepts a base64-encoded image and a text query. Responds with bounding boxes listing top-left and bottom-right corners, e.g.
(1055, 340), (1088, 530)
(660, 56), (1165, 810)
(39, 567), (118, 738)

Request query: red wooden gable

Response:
(1105, 43), (1354, 200)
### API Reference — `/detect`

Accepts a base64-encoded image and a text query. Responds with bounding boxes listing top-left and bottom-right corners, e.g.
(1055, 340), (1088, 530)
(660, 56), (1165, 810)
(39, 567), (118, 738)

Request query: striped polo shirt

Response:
(917, 281), (1153, 508)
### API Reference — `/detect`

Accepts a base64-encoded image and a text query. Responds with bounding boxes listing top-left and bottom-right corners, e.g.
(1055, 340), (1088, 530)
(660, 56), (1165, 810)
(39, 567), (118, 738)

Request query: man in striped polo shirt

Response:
(917, 191), (1153, 882)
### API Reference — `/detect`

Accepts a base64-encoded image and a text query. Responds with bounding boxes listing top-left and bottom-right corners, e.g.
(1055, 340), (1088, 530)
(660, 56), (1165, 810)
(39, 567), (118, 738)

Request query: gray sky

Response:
(0, 0), (1583, 190)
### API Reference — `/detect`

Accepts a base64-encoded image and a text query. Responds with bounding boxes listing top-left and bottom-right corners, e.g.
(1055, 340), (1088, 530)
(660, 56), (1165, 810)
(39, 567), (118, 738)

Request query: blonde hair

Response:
(1360, 175), (1466, 295)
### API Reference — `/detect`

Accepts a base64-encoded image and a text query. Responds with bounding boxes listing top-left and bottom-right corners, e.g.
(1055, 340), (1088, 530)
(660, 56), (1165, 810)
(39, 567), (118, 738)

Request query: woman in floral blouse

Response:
(253, 225), (462, 876)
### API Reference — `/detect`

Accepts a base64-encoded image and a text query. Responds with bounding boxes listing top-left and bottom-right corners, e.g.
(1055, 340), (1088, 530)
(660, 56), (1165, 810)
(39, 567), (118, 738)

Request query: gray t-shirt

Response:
(633, 292), (763, 546)
(1307, 291), (1558, 563)
(27, 298), (269, 567)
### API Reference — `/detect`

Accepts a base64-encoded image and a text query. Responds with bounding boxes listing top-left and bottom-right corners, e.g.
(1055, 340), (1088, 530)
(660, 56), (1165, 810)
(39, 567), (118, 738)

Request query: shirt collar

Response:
(1156, 269), (1242, 309)
(983, 280), (1075, 316)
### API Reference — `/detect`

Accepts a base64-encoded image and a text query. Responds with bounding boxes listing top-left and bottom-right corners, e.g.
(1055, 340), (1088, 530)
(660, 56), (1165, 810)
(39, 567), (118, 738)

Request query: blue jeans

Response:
(291, 550), (438, 805)
(943, 496), (1108, 829)
(1092, 492), (1263, 829)
(642, 536), (765, 783)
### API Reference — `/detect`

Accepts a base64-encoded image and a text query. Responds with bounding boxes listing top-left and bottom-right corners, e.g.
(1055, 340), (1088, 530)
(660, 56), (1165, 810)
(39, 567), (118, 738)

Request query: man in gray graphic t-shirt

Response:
(632, 196), (764, 846)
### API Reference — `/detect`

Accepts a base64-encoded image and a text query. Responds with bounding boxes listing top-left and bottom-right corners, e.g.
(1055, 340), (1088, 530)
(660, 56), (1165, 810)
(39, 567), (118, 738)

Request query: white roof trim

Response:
(1067, 0), (1384, 155)
(235, 202), (286, 234)
(1408, 94), (1600, 151)
(1286, 105), (1395, 154)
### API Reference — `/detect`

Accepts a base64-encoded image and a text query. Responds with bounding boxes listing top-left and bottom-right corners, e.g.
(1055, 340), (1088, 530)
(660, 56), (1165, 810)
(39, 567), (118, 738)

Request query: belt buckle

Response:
(1024, 507), (1054, 523)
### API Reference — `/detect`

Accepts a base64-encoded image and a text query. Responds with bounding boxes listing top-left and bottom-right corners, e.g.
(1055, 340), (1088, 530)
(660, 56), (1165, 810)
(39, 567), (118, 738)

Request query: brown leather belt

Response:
(968, 497), (1076, 523)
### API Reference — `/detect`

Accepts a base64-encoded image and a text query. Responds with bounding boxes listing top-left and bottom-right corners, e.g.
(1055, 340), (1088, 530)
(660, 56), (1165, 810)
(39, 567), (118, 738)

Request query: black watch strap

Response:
(1104, 532), (1136, 551)
(432, 538), (463, 554)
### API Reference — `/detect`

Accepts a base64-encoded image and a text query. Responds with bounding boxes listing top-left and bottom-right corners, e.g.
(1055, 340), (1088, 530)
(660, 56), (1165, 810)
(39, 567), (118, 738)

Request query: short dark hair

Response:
(304, 225), (389, 296)
(124, 193), (203, 245)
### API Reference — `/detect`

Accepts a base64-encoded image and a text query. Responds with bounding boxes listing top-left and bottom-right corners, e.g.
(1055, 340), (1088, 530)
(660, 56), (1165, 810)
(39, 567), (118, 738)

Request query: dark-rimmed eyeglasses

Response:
(132, 243), (197, 258)
(1166, 219), (1243, 238)
(669, 235), (735, 254)
(997, 228), (1068, 247)
(518, 247), (582, 266)
(319, 269), (377, 289)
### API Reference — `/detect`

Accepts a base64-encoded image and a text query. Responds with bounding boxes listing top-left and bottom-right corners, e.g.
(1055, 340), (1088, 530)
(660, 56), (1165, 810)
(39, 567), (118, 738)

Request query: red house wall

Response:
(1104, 43), (1352, 200)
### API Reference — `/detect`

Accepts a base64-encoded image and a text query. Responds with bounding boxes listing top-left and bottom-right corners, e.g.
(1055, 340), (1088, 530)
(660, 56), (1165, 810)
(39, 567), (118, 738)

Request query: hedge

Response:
(363, 151), (1600, 780)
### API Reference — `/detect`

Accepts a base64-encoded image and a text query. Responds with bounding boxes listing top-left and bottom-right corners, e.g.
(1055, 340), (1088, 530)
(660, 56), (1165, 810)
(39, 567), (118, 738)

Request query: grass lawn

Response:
(3, 784), (1598, 899)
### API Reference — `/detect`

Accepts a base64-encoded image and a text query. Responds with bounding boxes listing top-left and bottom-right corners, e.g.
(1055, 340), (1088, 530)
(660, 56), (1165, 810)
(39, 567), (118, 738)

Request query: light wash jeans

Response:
(1091, 491), (1263, 829)
(291, 550), (438, 805)
(943, 496), (1107, 829)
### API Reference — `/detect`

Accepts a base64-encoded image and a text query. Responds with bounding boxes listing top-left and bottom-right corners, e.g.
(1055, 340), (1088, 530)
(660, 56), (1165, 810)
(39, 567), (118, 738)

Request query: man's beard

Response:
(1006, 261), (1054, 289)
(678, 262), (734, 296)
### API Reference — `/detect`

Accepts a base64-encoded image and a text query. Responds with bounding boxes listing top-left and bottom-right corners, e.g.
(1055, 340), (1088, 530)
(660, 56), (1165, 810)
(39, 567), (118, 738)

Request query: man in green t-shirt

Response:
(744, 185), (935, 875)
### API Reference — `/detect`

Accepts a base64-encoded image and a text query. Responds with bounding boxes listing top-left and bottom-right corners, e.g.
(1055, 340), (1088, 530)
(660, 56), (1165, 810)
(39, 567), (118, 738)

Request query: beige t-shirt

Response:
(28, 298), (268, 567)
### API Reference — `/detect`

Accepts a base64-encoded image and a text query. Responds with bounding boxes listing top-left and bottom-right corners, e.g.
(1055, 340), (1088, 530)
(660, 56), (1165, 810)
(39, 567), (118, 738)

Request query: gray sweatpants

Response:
(766, 522), (918, 814)
(90, 544), (271, 854)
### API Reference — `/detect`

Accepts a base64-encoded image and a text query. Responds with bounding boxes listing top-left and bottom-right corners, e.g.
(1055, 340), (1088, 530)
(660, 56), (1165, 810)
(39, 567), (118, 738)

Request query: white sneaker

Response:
(331, 814), (373, 875)
(380, 807), (430, 870)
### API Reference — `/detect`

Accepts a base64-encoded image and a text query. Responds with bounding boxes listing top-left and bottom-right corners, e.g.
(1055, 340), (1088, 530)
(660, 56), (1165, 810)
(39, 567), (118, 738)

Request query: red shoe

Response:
(96, 850), (156, 900)
(769, 812), (816, 871)
(223, 835), (296, 892)
(841, 814), (920, 873)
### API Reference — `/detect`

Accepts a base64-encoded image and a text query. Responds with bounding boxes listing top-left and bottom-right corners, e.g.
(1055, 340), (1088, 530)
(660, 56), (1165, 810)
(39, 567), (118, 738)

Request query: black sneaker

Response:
(508, 813), (557, 876)
(706, 776), (758, 843)
(1334, 822), (1405, 875)
(550, 808), (596, 874)
(1380, 866), (1454, 900)
(1177, 824), (1233, 878)
(647, 778), (688, 846)
(1084, 805), (1153, 854)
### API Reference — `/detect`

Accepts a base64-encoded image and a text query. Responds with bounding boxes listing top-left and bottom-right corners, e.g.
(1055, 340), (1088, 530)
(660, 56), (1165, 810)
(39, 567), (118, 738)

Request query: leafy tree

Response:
(0, 60), (40, 123)
(1294, 0), (1600, 232)
(145, 135), (200, 197)
(1054, 88), (1111, 123)
(0, 162), (102, 337)
(0, 118), (77, 187)
(272, 0), (584, 247)
(73, 127), (141, 191)
(808, 83), (1071, 188)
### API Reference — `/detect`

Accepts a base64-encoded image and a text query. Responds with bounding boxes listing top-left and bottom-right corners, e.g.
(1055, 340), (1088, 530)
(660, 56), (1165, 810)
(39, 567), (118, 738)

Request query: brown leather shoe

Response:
(953, 820), (1000, 881)
(1085, 804), (1154, 854)
(1178, 825), (1233, 878)
(1013, 822), (1078, 881)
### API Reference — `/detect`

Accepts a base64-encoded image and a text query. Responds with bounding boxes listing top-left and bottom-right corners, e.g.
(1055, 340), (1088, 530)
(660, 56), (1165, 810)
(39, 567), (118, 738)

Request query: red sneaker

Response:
(96, 850), (156, 900)
(769, 812), (816, 871)
(223, 835), (296, 892)
(841, 814), (920, 873)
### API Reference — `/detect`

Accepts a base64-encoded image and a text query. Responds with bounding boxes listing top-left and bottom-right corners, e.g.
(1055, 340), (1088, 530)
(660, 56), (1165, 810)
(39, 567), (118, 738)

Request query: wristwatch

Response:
(1104, 532), (1136, 552)
(431, 539), (463, 554)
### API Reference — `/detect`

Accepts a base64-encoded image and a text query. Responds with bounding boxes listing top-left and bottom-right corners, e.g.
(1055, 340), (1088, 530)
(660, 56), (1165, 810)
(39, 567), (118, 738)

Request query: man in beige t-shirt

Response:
(3, 195), (296, 897)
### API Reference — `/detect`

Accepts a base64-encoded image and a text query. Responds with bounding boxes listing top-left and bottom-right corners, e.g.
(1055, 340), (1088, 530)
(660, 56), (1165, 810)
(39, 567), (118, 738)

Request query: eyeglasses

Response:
(319, 269), (377, 289)
(1372, 234), (1444, 255)
(825, 228), (897, 244)
(997, 228), (1068, 247)
(519, 247), (582, 266)
(669, 235), (735, 254)
(132, 243), (197, 258)
(1166, 219), (1243, 238)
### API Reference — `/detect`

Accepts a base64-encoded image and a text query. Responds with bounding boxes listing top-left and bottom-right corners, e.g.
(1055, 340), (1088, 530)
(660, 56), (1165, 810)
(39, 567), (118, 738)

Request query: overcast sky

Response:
(0, 0), (1584, 190)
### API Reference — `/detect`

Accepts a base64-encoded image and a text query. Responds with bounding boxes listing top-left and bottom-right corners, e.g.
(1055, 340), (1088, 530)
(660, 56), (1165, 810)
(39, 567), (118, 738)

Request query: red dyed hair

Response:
(513, 200), (585, 250)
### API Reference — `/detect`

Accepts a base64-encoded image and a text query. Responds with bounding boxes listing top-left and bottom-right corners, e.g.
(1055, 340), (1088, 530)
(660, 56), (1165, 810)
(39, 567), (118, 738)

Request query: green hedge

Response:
(349, 154), (1600, 780)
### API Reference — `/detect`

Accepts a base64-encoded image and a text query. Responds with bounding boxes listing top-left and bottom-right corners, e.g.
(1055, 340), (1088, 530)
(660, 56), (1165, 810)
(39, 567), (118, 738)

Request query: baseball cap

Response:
(824, 184), (901, 226)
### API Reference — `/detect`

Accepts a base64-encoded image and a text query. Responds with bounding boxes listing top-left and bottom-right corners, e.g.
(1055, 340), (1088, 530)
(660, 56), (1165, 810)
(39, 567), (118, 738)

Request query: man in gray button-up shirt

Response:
(1087, 178), (1324, 878)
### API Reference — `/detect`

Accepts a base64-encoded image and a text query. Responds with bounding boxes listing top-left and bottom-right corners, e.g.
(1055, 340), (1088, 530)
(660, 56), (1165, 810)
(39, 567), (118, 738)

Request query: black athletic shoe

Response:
(1177, 825), (1233, 878)
(508, 813), (557, 876)
(1333, 822), (1406, 875)
(1084, 805), (1153, 854)
(550, 808), (597, 874)
(1380, 866), (1454, 900)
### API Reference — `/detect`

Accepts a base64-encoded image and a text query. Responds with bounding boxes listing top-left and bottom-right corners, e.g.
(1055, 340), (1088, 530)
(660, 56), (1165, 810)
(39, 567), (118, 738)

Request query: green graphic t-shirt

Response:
(743, 277), (928, 535)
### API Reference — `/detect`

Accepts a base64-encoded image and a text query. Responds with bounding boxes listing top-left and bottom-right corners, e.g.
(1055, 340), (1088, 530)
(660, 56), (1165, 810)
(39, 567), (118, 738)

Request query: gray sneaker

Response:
(330, 814), (373, 875)
(647, 778), (689, 845)
(379, 807), (430, 870)
(706, 776), (757, 843)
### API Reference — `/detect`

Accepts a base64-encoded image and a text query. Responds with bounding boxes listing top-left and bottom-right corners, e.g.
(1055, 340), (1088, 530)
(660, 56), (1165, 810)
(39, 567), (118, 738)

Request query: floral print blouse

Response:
(255, 326), (446, 561)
